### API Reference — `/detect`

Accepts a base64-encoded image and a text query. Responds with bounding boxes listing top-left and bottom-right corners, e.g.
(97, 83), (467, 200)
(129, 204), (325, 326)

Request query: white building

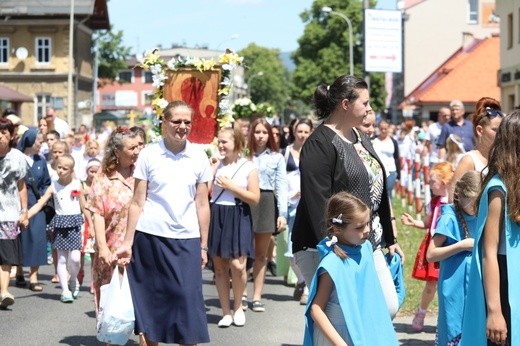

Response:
(496, 0), (520, 111)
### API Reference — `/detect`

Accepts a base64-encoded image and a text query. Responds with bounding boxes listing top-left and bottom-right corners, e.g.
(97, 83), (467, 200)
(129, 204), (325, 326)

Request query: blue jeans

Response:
(387, 171), (397, 202)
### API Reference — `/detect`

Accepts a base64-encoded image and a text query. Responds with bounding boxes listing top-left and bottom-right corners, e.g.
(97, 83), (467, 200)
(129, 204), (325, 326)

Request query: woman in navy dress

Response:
(16, 129), (51, 291)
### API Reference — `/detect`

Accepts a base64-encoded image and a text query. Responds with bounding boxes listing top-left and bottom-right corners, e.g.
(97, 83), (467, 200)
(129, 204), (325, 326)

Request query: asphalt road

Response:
(1, 257), (435, 345)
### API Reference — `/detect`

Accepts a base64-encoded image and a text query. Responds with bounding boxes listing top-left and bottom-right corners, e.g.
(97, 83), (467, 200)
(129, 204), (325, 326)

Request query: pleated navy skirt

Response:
(128, 231), (210, 344)
(208, 203), (254, 259)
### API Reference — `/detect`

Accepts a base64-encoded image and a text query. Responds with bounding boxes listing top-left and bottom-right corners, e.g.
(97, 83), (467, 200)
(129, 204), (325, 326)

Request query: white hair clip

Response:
(326, 85), (330, 91)
(325, 235), (338, 247)
(331, 213), (343, 225)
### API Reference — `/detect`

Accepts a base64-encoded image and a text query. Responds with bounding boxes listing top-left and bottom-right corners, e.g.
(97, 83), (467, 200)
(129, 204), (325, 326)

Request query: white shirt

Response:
(134, 140), (212, 239)
(52, 178), (82, 215)
(0, 149), (27, 224)
(53, 117), (71, 138)
(425, 122), (443, 163)
(372, 137), (397, 173)
(211, 158), (255, 205)
(70, 145), (85, 178)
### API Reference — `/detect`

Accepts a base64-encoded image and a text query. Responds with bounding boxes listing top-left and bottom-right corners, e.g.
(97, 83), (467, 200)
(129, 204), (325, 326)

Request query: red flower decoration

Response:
(71, 190), (80, 198)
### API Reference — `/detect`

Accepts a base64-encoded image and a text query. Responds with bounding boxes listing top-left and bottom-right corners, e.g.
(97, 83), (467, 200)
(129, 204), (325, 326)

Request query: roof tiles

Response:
(402, 35), (500, 107)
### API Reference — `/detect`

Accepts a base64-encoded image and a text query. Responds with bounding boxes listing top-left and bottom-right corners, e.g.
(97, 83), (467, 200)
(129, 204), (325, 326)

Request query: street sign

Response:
(364, 9), (402, 73)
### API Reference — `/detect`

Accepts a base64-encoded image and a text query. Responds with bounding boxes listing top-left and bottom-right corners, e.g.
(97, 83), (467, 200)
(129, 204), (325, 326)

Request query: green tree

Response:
(238, 43), (290, 115)
(291, 0), (386, 111)
(94, 30), (132, 80)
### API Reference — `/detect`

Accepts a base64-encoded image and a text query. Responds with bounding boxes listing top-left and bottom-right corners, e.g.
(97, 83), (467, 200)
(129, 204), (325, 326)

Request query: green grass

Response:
(392, 198), (438, 315)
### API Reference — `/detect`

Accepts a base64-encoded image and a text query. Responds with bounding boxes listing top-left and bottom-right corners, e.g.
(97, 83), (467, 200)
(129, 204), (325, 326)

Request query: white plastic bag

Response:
(97, 267), (135, 345)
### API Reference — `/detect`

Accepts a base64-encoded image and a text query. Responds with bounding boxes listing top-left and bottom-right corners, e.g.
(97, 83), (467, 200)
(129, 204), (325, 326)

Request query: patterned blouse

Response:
(353, 141), (384, 249)
(86, 169), (135, 252)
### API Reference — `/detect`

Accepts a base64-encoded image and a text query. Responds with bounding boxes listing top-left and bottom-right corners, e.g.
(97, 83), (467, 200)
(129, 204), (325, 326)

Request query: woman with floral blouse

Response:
(86, 127), (142, 313)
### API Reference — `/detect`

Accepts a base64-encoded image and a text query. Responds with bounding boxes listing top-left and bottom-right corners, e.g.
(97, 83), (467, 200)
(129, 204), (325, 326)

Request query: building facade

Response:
(0, 0), (109, 128)
(496, 0), (520, 111)
(403, 0), (499, 96)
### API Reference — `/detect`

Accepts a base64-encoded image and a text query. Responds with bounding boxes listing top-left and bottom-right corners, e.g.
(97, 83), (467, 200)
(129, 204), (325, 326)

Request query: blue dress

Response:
(434, 204), (476, 346)
(304, 238), (398, 346)
(21, 155), (51, 266)
(461, 175), (520, 346)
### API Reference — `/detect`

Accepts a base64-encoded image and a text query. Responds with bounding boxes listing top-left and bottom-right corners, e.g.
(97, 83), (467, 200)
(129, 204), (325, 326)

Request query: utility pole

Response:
(363, 0), (370, 89)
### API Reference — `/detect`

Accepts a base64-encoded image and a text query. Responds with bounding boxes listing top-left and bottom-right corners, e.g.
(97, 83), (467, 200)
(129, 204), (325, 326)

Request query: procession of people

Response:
(1, 78), (519, 346)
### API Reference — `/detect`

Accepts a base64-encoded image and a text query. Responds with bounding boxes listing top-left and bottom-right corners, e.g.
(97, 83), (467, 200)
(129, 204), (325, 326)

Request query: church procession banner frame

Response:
(163, 68), (222, 144)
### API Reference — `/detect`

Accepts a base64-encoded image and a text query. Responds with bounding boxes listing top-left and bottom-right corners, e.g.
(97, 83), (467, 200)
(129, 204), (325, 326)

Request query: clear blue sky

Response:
(108, 0), (397, 54)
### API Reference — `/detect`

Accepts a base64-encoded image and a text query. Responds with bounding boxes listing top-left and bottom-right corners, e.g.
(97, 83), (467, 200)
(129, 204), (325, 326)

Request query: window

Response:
(507, 13), (513, 49)
(51, 97), (64, 110)
(144, 71), (153, 84)
(143, 91), (154, 105)
(0, 37), (9, 64)
(118, 70), (133, 83)
(36, 94), (51, 121)
(508, 94), (515, 112)
(35, 37), (51, 64)
(468, 0), (478, 23)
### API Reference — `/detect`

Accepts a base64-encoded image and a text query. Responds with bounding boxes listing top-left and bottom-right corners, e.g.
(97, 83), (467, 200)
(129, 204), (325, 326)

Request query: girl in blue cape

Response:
(461, 110), (520, 346)
(304, 192), (398, 346)
(426, 170), (480, 346)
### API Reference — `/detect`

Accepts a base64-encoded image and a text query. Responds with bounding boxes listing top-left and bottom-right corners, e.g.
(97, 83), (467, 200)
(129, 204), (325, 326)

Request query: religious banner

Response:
(163, 68), (221, 143)
(139, 49), (243, 144)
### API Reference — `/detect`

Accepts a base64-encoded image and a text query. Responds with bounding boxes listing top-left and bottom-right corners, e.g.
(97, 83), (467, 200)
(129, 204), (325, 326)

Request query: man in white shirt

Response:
(425, 107), (450, 166)
(45, 107), (70, 138)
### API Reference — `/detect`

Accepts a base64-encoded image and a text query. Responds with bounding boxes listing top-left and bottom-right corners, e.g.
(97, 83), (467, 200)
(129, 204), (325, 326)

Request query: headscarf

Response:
(16, 128), (38, 152)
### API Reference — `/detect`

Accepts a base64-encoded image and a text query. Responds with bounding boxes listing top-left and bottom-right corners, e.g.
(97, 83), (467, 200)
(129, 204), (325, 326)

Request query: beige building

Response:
(403, 0), (499, 96)
(496, 0), (520, 111)
(0, 0), (109, 128)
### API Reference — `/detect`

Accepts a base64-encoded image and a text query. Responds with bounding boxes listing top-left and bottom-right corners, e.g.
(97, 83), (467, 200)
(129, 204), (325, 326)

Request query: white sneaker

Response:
(233, 309), (246, 327)
(217, 314), (233, 328)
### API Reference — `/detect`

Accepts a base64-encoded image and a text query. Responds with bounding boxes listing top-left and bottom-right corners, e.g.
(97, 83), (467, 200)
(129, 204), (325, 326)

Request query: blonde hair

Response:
(324, 192), (370, 259)
(446, 134), (465, 165)
(51, 140), (70, 154)
(83, 139), (100, 157)
(453, 170), (480, 238)
(218, 126), (246, 155)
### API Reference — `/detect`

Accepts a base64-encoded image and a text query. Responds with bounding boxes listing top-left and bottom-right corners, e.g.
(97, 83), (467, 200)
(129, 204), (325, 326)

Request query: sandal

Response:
(29, 283), (43, 292)
(51, 274), (59, 283)
(15, 275), (27, 287)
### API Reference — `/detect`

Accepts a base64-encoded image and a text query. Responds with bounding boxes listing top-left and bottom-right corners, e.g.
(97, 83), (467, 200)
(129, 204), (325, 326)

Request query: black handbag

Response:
(26, 163), (55, 224)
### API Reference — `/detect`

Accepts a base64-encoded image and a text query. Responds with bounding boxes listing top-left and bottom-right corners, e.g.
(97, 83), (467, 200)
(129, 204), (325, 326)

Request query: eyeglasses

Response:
(170, 120), (192, 126)
(485, 107), (503, 118)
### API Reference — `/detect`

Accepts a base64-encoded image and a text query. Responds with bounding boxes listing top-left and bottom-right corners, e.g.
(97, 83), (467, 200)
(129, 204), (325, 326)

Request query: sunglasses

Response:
(485, 107), (503, 118)
(171, 120), (192, 126)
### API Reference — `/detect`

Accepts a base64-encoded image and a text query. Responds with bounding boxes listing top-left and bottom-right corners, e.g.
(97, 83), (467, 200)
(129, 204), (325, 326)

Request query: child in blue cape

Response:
(426, 170), (480, 346)
(461, 111), (520, 346)
(304, 192), (398, 346)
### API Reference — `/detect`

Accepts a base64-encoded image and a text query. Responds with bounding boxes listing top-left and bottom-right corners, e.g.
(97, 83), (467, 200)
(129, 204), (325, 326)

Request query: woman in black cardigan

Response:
(292, 75), (404, 318)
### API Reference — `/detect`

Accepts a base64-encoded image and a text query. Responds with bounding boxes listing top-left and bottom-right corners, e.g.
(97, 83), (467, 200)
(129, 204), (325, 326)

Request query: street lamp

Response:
(321, 6), (354, 76)
(246, 71), (264, 97)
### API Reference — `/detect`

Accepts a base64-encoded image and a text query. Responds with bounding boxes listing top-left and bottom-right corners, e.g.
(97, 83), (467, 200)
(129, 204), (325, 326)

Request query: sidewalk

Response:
(394, 313), (436, 345)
